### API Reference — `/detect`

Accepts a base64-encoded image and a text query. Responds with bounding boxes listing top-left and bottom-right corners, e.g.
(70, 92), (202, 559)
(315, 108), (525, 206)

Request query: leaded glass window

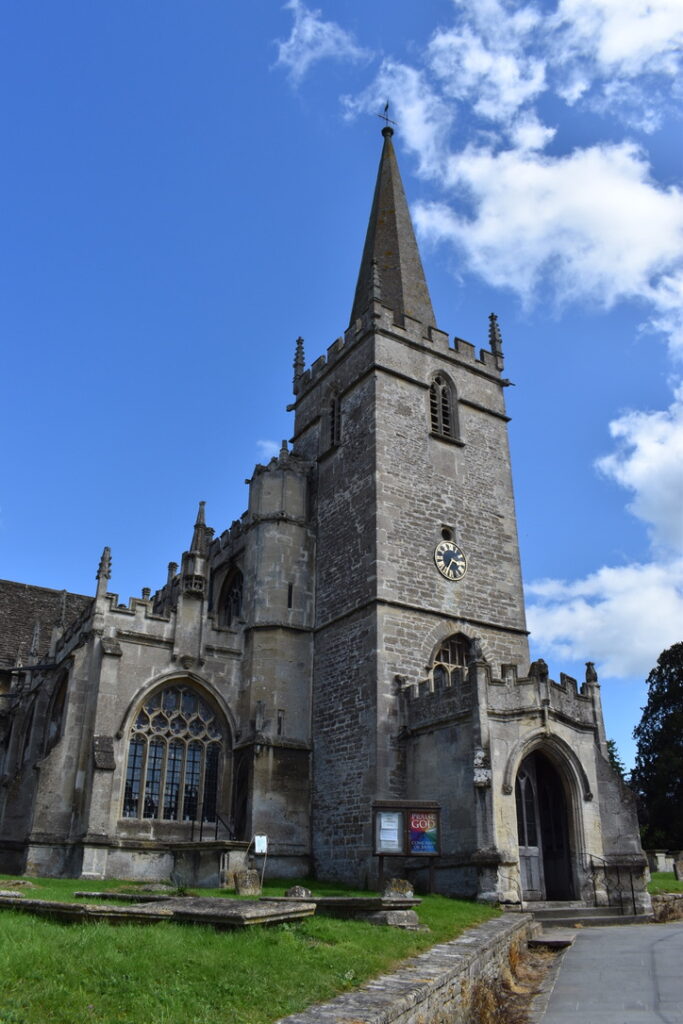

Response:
(123, 684), (224, 822)
(432, 634), (471, 694)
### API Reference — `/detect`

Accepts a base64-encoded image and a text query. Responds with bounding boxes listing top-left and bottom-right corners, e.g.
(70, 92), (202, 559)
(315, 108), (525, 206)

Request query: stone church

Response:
(0, 127), (649, 909)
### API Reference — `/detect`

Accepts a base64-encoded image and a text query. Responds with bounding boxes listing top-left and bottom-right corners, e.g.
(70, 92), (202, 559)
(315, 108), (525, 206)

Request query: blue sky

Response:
(2, 1), (682, 769)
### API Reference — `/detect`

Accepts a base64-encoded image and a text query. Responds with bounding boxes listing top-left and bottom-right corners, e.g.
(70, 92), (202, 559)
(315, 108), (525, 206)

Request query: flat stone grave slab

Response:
(264, 895), (420, 913)
(0, 894), (315, 929)
(263, 895), (422, 928)
(73, 890), (183, 903)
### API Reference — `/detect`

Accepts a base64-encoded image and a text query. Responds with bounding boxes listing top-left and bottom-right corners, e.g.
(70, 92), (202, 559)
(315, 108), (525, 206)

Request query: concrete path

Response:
(538, 923), (683, 1023)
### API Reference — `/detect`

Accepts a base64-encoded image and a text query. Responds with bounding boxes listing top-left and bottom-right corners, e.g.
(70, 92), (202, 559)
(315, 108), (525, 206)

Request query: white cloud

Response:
(526, 558), (683, 677)
(343, 61), (454, 180)
(256, 440), (280, 460)
(413, 141), (683, 354)
(552, 0), (683, 79)
(508, 112), (557, 151)
(274, 0), (370, 86)
(428, 22), (546, 122)
(527, 381), (683, 676)
(596, 384), (683, 553)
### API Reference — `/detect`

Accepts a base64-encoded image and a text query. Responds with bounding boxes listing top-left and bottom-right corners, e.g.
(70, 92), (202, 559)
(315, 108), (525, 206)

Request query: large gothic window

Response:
(429, 375), (459, 440)
(217, 569), (243, 627)
(432, 634), (471, 694)
(122, 684), (224, 823)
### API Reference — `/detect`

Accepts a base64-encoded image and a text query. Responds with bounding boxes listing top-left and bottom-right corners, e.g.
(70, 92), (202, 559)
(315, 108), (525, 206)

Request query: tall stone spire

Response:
(350, 126), (436, 331)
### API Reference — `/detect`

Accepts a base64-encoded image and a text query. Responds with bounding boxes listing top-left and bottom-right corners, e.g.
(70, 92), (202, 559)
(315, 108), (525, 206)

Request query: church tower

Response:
(289, 127), (647, 909)
(291, 126), (530, 888)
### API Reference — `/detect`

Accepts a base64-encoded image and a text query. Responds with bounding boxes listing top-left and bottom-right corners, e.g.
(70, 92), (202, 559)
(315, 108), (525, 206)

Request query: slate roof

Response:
(0, 580), (93, 670)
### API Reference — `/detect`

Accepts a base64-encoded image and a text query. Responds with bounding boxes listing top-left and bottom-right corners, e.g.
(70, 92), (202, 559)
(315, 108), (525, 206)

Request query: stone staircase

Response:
(516, 899), (653, 930)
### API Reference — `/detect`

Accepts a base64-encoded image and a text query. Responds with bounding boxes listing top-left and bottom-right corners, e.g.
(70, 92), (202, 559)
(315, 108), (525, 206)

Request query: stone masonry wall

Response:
(276, 913), (536, 1024)
(311, 611), (378, 884)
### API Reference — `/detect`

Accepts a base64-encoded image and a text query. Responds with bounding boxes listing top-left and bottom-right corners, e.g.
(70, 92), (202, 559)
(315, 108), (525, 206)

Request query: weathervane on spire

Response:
(377, 101), (397, 130)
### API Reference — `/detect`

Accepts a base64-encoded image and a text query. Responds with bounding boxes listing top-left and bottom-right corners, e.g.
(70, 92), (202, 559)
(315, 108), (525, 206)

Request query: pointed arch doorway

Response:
(515, 751), (574, 901)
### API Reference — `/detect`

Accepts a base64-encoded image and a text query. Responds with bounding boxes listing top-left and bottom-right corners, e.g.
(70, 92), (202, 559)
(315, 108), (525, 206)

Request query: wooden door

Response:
(516, 762), (544, 900)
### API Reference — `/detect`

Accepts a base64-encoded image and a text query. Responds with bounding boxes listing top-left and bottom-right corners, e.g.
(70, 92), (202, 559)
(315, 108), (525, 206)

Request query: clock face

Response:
(434, 540), (467, 581)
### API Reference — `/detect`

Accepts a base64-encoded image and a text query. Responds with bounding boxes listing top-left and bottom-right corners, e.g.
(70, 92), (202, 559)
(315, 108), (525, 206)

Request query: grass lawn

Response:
(0, 875), (499, 1024)
(648, 871), (683, 894)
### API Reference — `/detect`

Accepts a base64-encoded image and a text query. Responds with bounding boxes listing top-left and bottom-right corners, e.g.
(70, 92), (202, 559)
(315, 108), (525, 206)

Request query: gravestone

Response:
(235, 869), (261, 896)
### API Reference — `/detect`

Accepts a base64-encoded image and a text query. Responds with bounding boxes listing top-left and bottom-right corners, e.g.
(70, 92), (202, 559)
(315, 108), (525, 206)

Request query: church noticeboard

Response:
(375, 811), (404, 854)
(373, 802), (440, 857)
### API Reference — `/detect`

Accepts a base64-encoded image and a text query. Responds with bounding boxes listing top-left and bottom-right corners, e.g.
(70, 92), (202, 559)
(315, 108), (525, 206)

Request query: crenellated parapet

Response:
(290, 303), (507, 408)
(399, 657), (602, 734)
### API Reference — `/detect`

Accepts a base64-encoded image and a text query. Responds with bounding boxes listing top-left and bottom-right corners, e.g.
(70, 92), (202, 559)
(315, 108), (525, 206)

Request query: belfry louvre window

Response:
(329, 395), (341, 447)
(432, 634), (470, 694)
(123, 685), (224, 822)
(429, 375), (458, 439)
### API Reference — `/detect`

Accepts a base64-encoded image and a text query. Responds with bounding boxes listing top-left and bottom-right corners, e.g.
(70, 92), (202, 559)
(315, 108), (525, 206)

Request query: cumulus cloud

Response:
(596, 384), (683, 553)
(551, 0), (683, 79)
(274, 0), (370, 86)
(526, 559), (683, 677)
(413, 141), (683, 355)
(526, 381), (683, 676)
(428, 21), (546, 122)
(343, 61), (454, 180)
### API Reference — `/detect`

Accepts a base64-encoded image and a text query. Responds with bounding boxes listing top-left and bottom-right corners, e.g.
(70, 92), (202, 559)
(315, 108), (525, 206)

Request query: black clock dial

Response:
(434, 540), (467, 581)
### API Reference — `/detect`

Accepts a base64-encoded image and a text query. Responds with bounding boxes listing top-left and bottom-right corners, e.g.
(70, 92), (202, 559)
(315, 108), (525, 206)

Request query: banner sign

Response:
(408, 811), (438, 854)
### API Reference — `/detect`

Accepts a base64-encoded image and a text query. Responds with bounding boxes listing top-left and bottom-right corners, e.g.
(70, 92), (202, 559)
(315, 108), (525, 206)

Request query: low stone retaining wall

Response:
(651, 893), (683, 922)
(276, 913), (536, 1024)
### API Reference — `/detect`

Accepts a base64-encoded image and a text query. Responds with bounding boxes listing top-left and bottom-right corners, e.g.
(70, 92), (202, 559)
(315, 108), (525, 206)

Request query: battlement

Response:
(401, 657), (599, 732)
(292, 300), (505, 401)
(101, 592), (169, 623)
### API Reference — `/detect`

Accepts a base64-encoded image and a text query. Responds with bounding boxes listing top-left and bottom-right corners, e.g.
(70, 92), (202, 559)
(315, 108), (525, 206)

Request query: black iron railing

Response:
(589, 854), (637, 915)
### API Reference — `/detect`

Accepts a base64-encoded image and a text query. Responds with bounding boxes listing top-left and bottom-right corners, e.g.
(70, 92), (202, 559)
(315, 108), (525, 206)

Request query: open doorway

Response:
(515, 750), (574, 901)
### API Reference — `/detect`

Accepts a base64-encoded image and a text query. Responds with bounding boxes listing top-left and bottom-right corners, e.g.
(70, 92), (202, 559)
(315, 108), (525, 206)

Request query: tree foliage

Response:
(631, 642), (683, 849)
(606, 738), (626, 777)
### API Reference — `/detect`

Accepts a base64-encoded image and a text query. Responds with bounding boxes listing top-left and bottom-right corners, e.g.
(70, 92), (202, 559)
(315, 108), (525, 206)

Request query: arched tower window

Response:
(429, 375), (459, 440)
(432, 633), (471, 695)
(217, 569), (243, 627)
(122, 684), (225, 823)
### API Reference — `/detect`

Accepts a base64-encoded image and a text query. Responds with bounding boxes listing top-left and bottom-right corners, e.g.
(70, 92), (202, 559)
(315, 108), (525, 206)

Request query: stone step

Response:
(529, 905), (627, 919)
(538, 913), (653, 928)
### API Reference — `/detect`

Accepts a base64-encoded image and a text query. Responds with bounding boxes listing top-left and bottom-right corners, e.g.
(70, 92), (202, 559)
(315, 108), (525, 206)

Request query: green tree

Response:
(631, 642), (683, 849)
(606, 738), (626, 777)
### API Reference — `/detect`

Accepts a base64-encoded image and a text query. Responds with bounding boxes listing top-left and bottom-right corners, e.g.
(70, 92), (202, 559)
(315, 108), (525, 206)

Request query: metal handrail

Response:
(588, 853), (637, 915)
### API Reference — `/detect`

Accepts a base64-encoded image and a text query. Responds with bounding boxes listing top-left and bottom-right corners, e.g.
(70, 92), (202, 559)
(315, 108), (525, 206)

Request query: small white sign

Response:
(254, 834), (268, 854)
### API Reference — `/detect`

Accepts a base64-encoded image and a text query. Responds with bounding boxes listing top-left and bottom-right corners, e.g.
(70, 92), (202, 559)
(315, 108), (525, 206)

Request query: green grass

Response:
(648, 871), (683, 894)
(0, 875), (498, 1024)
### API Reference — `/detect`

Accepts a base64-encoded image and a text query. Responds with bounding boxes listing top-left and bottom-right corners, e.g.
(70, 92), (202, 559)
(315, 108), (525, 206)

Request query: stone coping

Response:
(0, 894), (315, 928)
(275, 913), (535, 1024)
(263, 895), (421, 912)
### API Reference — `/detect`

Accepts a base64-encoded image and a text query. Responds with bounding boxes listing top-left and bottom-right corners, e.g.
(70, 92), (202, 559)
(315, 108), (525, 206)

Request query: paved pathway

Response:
(539, 923), (683, 1023)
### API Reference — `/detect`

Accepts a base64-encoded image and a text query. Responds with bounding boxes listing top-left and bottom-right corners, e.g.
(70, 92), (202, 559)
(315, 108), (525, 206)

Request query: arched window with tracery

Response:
(122, 684), (225, 823)
(429, 375), (459, 440)
(217, 569), (243, 628)
(432, 634), (471, 696)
